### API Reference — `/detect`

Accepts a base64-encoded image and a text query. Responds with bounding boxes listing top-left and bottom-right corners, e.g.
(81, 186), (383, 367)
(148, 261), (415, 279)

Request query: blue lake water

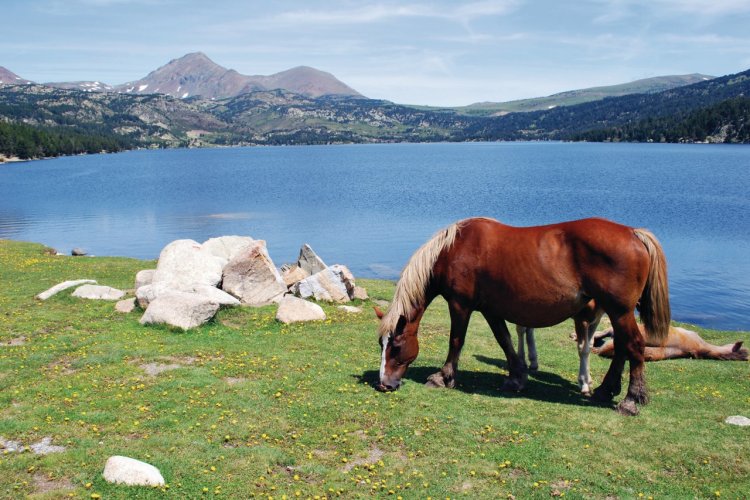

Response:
(1, 142), (748, 331)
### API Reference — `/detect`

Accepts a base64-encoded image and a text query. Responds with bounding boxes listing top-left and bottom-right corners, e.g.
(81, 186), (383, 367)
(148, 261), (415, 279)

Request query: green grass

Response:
(1, 239), (748, 499)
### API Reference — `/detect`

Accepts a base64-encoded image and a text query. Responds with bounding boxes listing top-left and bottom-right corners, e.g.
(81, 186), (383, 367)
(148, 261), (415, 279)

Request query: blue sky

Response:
(3, 0), (750, 106)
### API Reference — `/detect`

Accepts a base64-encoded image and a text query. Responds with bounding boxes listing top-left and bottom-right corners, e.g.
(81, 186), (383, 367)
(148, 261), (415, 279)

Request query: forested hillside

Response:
(573, 97), (750, 143)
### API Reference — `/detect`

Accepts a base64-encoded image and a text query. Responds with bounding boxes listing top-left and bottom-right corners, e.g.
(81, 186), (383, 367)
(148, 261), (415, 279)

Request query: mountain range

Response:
(1, 54), (749, 160)
(40, 52), (361, 100)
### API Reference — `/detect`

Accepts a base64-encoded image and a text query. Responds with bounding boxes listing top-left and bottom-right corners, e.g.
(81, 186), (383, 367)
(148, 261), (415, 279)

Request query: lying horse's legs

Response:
(593, 312), (647, 415)
(573, 308), (604, 396)
(426, 300), (471, 389)
(486, 313), (527, 391)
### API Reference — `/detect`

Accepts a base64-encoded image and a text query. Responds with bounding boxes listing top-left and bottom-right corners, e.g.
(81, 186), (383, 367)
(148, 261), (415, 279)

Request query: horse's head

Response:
(375, 306), (419, 391)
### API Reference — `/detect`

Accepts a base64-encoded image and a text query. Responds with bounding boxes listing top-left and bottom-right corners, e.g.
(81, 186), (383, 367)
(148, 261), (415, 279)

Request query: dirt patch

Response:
(223, 377), (247, 385)
(1, 336), (27, 346)
(140, 362), (184, 376)
(33, 473), (73, 494)
(342, 445), (385, 472)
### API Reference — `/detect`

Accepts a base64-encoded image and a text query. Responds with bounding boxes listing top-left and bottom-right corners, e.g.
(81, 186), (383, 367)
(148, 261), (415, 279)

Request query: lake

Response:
(1, 142), (748, 331)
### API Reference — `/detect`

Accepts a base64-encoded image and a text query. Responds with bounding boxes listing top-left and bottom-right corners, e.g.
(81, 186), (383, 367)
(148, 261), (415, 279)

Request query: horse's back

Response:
(435, 217), (650, 326)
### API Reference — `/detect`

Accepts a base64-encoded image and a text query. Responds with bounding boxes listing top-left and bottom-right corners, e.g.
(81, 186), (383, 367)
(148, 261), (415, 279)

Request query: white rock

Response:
(72, 284), (125, 301)
(297, 244), (327, 275)
(140, 292), (220, 330)
(222, 240), (286, 306)
(338, 305), (362, 313)
(137, 282), (240, 309)
(276, 296), (326, 324)
(725, 415), (750, 426)
(202, 236), (255, 266)
(291, 265), (355, 303)
(152, 239), (224, 288)
(134, 269), (155, 291)
(352, 286), (369, 301)
(36, 279), (97, 300)
(282, 265), (310, 287)
(115, 297), (136, 313)
(103, 455), (165, 487)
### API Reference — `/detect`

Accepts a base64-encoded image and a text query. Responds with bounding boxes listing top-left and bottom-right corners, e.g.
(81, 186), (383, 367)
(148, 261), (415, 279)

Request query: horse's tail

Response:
(633, 228), (671, 343)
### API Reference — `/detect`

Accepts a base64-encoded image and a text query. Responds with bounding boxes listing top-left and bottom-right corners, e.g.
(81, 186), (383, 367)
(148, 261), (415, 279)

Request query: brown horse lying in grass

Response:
(592, 325), (748, 361)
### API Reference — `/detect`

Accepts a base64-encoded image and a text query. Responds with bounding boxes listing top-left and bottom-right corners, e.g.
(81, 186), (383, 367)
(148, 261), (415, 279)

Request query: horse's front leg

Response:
(486, 313), (527, 391)
(426, 300), (471, 389)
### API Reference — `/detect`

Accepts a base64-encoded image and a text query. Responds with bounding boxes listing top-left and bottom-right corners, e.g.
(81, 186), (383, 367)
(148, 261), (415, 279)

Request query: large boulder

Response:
(72, 284), (125, 301)
(136, 282), (239, 309)
(281, 265), (310, 287)
(140, 293), (220, 330)
(202, 236), (255, 266)
(103, 455), (165, 487)
(291, 265), (356, 303)
(297, 244), (327, 275)
(36, 279), (97, 300)
(134, 269), (155, 291)
(152, 239), (224, 288)
(221, 240), (286, 306)
(276, 296), (327, 324)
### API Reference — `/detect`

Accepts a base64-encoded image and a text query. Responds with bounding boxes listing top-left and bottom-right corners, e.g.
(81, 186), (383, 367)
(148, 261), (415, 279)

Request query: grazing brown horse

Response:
(376, 217), (671, 416)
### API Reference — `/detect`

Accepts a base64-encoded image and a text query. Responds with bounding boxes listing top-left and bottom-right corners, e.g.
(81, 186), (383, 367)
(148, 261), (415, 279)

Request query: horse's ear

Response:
(373, 306), (384, 319)
(733, 341), (743, 352)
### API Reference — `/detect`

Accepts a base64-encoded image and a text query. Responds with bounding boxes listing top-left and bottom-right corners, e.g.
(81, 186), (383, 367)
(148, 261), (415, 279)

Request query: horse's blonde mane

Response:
(379, 221), (462, 338)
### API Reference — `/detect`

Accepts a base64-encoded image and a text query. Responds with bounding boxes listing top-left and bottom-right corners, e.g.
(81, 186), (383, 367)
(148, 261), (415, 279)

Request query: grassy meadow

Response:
(0, 239), (748, 499)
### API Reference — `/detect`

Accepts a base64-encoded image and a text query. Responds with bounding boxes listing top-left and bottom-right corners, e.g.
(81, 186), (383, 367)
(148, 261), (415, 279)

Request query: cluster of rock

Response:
(36, 236), (367, 330)
(132, 237), (367, 329)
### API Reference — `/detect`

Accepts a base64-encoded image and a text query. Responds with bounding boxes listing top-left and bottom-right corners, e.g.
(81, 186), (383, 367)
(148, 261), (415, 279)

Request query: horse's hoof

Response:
(529, 364), (539, 372)
(425, 373), (446, 388)
(616, 399), (639, 416)
(581, 388), (592, 397)
(502, 378), (525, 392)
(591, 387), (614, 403)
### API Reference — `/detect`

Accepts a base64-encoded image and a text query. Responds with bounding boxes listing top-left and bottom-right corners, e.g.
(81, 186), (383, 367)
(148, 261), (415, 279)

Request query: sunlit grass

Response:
(0, 239), (748, 498)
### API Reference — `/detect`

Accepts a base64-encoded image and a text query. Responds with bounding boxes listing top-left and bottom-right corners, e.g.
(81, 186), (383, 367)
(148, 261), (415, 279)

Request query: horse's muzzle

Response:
(375, 382), (399, 392)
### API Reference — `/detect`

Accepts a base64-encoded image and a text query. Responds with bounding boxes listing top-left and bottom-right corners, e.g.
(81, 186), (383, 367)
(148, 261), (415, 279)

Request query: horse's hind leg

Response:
(486, 313), (527, 391)
(593, 312), (647, 416)
(426, 300), (472, 389)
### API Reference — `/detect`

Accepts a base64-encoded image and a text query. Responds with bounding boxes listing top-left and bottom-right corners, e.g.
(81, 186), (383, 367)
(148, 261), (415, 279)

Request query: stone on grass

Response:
(202, 236), (255, 265)
(103, 456), (165, 487)
(338, 305), (362, 313)
(134, 269), (155, 291)
(291, 265), (356, 303)
(30, 437), (65, 455)
(115, 298), (136, 313)
(725, 415), (750, 426)
(281, 265), (310, 287)
(0, 437), (22, 453)
(72, 284), (125, 301)
(222, 240), (286, 306)
(71, 248), (87, 256)
(140, 293), (220, 330)
(276, 296), (327, 324)
(36, 279), (97, 300)
(152, 239), (224, 288)
(297, 244), (327, 275)
(352, 286), (369, 300)
(136, 282), (239, 309)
